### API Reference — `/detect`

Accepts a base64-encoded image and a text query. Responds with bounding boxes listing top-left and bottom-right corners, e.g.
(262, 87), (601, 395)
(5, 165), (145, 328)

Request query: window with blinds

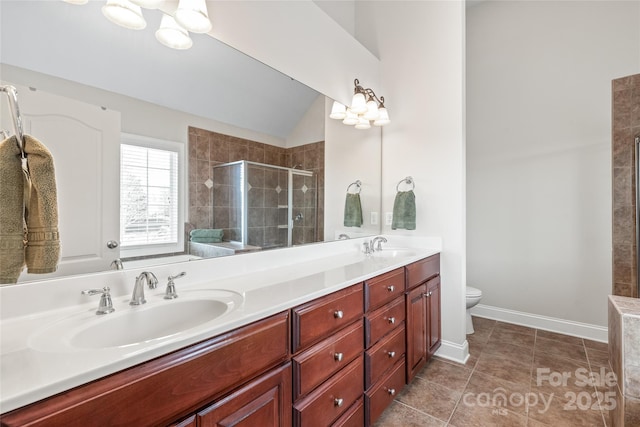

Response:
(120, 135), (183, 255)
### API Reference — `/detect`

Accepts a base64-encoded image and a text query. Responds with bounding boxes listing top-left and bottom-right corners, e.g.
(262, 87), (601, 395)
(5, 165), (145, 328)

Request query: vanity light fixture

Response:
(175, 0), (213, 34)
(63, 0), (212, 50)
(155, 14), (193, 50)
(101, 0), (147, 30)
(330, 79), (390, 129)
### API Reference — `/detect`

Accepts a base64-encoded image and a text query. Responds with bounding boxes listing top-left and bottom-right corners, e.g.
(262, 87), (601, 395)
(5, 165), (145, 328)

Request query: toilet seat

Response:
(466, 286), (482, 297)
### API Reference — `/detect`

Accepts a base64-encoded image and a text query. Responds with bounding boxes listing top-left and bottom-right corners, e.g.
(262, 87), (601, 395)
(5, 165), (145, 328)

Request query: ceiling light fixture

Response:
(175, 0), (213, 33)
(155, 14), (193, 50)
(101, 0), (147, 30)
(330, 79), (390, 129)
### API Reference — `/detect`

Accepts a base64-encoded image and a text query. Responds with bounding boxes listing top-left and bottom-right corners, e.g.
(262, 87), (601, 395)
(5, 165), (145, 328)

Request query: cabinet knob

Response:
(334, 398), (344, 407)
(387, 388), (396, 396)
(334, 310), (344, 319)
(388, 351), (396, 358)
(334, 352), (344, 362)
(387, 317), (396, 325)
(387, 285), (395, 292)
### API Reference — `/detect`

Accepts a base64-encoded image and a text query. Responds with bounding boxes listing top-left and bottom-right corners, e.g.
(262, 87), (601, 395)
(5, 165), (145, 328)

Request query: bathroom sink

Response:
(29, 289), (243, 352)
(371, 248), (417, 258)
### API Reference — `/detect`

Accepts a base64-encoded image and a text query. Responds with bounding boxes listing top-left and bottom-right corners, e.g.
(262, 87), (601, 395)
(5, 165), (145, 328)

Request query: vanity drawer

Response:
(293, 321), (364, 400)
(365, 296), (405, 348)
(293, 355), (364, 427)
(365, 359), (406, 426)
(406, 254), (440, 290)
(365, 324), (405, 389)
(364, 267), (405, 312)
(292, 283), (364, 353)
(331, 397), (364, 427)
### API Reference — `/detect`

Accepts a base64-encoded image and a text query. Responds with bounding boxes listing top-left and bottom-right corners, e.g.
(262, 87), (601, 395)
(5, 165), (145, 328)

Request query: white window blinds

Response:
(120, 143), (179, 247)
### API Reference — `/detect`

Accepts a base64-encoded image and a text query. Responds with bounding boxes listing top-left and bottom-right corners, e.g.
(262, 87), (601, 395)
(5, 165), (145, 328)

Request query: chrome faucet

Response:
(110, 258), (124, 270)
(370, 236), (388, 252)
(130, 271), (158, 305)
(338, 234), (350, 240)
(164, 272), (186, 300)
(363, 241), (373, 255)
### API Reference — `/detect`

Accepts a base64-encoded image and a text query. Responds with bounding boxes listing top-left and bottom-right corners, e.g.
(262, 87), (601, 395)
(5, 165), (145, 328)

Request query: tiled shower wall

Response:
(187, 126), (324, 248)
(612, 73), (640, 298)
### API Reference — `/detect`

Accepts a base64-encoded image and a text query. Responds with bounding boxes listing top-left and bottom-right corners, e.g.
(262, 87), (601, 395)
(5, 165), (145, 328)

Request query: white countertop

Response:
(0, 236), (440, 414)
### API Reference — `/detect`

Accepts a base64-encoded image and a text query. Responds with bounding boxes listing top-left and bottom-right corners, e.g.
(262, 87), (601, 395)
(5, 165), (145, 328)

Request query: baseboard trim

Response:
(435, 339), (469, 365)
(471, 304), (608, 343)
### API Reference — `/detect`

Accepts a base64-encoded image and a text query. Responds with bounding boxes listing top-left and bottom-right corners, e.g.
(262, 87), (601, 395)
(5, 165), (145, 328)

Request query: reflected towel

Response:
(0, 135), (60, 283)
(190, 228), (224, 239)
(392, 190), (416, 230)
(190, 236), (223, 243)
(343, 193), (363, 227)
(24, 135), (60, 274)
(0, 136), (26, 283)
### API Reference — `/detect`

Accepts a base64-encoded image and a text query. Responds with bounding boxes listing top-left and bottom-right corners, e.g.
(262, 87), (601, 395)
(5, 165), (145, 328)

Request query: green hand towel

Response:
(343, 193), (363, 227)
(190, 236), (223, 243)
(190, 228), (224, 239)
(392, 190), (416, 230)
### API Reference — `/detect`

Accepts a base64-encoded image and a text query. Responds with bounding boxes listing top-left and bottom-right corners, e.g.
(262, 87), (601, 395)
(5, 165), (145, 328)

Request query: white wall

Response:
(467, 1), (640, 329)
(286, 95), (325, 148)
(356, 1), (468, 361)
(1, 64), (284, 147)
(325, 98), (382, 240)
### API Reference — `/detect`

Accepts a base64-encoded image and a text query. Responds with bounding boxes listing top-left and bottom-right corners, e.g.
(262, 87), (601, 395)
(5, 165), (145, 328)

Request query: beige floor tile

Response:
(534, 336), (588, 363)
(583, 339), (609, 353)
(493, 321), (536, 336)
(536, 330), (584, 347)
(527, 392), (606, 427)
(481, 340), (534, 364)
(488, 328), (536, 349)
(462, 371), (530, 415)
(474, 352), (532, 386)
(396, 377), (460, 422)
(586, 347), (611, 369)
(374, 401), (445, 427)
(416, 358), (473, 392)
(449, 401), (528, 427)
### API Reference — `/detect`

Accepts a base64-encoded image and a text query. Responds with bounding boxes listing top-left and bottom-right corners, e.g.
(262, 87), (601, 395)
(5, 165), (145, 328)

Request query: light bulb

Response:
(355, 116), (371, 130)
(350, 92), (367, 114)
(156, 14), (193, 50)
(329, 101), (347, 120)
(363, 98), (380, 121)
(342, 109), (358, 126)
(373, 107), (390, 126)
(175, 0), (213, 33)
(102, 0), (146, 30)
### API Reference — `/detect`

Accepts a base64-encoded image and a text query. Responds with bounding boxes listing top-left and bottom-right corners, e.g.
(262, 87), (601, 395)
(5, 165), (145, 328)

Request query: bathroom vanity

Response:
(0, 239), (440, 426)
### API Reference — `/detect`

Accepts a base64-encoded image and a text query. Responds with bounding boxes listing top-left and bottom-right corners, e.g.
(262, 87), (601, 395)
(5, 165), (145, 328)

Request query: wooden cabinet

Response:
(1, 253), (442, 427)
(291, 283), (364, 426)
(405, 254), (441, 382)
(364, 267), (407, 426)
(196, 362), (291, 427)
(0, 312), (290, 427)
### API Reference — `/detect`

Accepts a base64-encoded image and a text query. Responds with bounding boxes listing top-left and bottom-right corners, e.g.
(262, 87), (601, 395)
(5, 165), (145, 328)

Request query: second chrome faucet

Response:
(130, 271), (158, 305)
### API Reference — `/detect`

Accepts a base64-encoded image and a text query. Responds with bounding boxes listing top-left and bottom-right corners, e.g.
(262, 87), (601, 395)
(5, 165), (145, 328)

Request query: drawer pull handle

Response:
(388, 351), (396, 358)
(334, 310), (344, 319)
(388, 317), (395, 325)
(387, 388), (396, 396)
(423, 291), (432, 298)
(334, 398), (344, 407)
(387, 285), (395, 292)
(334, 352), (344, 362)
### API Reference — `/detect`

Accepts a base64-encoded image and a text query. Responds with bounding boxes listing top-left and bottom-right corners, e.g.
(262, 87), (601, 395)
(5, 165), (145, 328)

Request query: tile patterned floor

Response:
(375, 316), (613, 427)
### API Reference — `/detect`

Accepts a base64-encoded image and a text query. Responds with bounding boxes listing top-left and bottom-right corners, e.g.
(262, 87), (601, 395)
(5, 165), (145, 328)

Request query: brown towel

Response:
(0, 135), (26, 283)
(0, 135), (60, 284)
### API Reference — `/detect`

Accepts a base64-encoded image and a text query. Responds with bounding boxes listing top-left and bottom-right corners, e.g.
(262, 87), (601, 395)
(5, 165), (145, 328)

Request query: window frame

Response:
(119, 133), (185, 258)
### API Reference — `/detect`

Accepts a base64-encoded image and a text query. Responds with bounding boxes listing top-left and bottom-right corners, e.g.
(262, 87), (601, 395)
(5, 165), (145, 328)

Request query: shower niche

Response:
(212, 160), (318, 249)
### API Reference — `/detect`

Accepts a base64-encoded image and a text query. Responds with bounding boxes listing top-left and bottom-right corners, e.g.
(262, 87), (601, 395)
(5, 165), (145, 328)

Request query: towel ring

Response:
(396, 176), (415, 192)
(347, 180), (362, 194)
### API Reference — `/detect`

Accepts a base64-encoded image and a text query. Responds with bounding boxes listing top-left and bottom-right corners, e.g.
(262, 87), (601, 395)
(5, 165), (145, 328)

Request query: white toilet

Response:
(466, 286), (483, 334)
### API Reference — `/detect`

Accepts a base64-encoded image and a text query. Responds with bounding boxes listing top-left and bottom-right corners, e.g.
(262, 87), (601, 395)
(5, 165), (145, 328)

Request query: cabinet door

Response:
(197, 362), (292, 427)
(405, 283), (427, 382)
(426, 277), (442, 358)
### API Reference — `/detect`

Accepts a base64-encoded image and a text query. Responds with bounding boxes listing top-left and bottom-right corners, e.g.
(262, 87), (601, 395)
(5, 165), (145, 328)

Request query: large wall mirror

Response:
(0, 1), (382, 284)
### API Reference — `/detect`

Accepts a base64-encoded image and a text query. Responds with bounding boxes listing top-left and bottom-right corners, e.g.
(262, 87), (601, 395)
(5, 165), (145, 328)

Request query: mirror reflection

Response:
(0, 1), (381, 284)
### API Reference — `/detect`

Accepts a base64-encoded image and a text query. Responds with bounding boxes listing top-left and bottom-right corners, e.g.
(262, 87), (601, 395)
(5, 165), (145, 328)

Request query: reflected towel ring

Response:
(396, 176), (415, 192)
(347, 180), (362, 194)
